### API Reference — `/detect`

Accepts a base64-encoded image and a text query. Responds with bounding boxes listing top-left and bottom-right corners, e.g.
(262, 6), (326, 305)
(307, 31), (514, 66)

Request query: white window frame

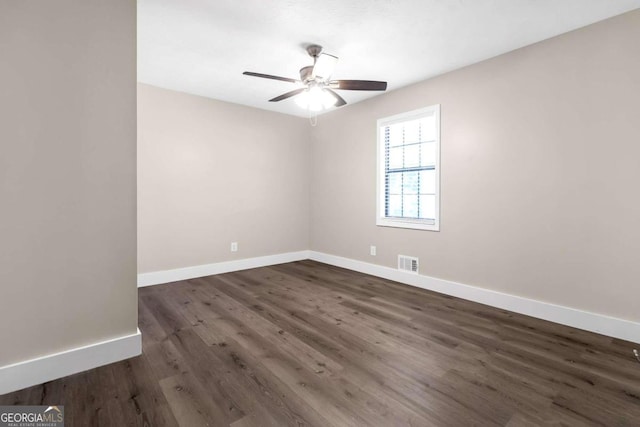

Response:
(376, 105), (441, 231)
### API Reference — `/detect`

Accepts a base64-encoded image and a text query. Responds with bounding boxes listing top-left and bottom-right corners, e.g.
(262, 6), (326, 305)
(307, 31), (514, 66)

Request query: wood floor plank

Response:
(193, 275), (448, 424)
(2, 260), (640, 426)
(173, 320), (335, 426)
(109, 356), (180, 427)
(160, 371), (236, 427)
(220, 283), (467, 424)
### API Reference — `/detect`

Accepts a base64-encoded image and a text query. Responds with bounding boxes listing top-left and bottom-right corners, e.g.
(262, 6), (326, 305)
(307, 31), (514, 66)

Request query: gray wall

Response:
(137, 84), (310, 273)
(310, 10), (640, 322)
(0, 0), (138, 366)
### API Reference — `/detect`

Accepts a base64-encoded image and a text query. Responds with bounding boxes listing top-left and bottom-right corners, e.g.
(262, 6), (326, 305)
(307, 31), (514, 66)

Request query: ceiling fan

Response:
(243, 44), (387, 111)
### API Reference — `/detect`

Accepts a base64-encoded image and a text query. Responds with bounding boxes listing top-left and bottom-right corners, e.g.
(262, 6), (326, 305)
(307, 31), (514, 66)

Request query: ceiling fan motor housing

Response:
(299, 66), (314, 83)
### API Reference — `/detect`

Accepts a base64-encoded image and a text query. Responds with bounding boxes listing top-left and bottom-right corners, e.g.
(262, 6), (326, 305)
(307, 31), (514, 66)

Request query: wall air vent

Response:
(398, 255), (419, 274)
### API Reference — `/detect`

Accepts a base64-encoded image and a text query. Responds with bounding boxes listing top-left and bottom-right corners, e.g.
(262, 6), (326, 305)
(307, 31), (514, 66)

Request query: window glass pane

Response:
(419, 169), (436, 194)
(403, 171), (419, 194)
(403, 195), (419, 218)
(420, 115), (436, 141)
(388, 146), (403, 169)
(419, 194), (436, 219)
(388, 123), (404, 147)
(420, 141), (436, 167)
(379, 105), (439, 228)
(386, 195), (402, 217)
(387, 173), (403, 194)
(404, 118), (421, 144)
(404, 144), (420, 168)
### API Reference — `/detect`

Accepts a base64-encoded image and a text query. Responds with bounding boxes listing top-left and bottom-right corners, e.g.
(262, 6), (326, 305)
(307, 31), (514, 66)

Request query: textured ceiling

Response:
(138, 0), (640, 117)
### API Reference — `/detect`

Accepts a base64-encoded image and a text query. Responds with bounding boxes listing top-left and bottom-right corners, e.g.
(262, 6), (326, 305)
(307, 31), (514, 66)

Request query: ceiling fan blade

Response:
(330, 80), (387, 91)
(312, 53), (338, 80)
(243, 71), (299, 84)
(326, 89), (347, 107)
(269, 88), (306, 102)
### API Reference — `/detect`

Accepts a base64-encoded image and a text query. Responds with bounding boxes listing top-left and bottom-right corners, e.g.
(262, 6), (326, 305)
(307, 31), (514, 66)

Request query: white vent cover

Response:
(398, 255), (419, 274)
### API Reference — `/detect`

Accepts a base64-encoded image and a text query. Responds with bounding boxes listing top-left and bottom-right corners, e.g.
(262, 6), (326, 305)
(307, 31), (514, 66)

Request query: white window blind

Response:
(377, 105), (440, 231)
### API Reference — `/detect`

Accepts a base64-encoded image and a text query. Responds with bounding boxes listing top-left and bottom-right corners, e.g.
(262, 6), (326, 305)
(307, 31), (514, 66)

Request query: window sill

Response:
(376, 218), (440, 231)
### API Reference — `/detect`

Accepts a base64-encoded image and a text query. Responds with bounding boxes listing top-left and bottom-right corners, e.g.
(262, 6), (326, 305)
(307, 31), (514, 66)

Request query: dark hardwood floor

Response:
(2, 260), (640, 426)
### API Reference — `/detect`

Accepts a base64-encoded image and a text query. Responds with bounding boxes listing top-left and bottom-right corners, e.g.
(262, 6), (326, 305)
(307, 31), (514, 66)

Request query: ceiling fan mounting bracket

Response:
(306, 44), (323, 59)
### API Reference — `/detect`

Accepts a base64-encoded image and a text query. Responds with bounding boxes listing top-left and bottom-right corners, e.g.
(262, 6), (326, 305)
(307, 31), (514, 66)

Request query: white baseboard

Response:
(0, 328), (142, 395)
(308, 251), (640, 344)
(137, 251), (311, 287)
(136, 249), (640, 343)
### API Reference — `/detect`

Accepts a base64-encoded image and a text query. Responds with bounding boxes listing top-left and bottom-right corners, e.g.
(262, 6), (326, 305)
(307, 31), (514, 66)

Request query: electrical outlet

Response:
(230, 242), (238, 252)
(370, 245), (377, 256)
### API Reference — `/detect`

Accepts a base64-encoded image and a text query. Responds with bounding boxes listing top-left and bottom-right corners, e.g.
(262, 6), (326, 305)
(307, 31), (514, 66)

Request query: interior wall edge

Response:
(0, 328), (142, 396)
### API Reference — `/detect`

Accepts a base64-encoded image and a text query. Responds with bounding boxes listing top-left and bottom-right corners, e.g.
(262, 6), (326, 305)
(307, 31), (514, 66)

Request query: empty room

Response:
(2, 0), (640, 425)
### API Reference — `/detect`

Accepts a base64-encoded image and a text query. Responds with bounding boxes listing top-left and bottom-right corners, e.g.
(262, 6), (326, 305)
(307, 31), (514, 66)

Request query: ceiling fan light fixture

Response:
(295, 86), (337, 111)
(243, 43), (387, 112)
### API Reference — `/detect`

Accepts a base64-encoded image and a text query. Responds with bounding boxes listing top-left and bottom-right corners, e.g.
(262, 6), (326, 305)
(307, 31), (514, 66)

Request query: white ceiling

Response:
(138, 0), (640, 118)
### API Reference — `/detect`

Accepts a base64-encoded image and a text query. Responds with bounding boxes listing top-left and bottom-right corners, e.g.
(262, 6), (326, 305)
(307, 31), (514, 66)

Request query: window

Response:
(377, 105), (440, 231)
